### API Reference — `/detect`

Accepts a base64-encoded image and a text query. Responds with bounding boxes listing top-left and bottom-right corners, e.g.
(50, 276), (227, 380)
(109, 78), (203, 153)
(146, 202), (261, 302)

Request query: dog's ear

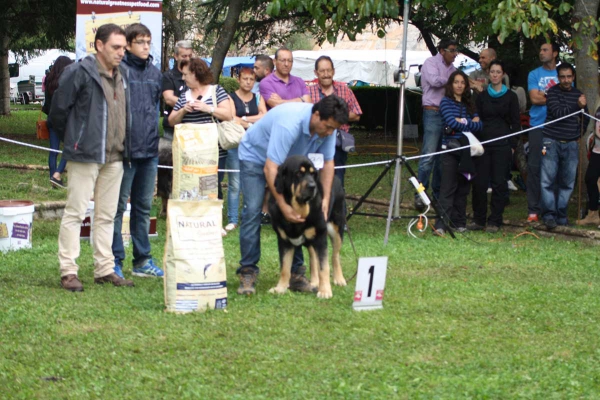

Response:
(274, 164), (286, 194)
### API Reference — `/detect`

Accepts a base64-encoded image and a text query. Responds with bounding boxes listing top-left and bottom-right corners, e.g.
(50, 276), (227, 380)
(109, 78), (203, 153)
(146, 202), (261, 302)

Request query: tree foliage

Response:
(0, 0), (76, 115)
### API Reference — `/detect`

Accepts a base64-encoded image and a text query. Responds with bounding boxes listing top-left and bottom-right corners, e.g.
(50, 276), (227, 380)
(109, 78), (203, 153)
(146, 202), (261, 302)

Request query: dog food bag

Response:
(172, 123), (219, 201)
(164, 200), (227, 313)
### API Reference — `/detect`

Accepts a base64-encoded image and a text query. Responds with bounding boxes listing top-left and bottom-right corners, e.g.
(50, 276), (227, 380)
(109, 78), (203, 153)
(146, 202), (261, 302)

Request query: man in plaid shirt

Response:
(308, 56), (362, 186)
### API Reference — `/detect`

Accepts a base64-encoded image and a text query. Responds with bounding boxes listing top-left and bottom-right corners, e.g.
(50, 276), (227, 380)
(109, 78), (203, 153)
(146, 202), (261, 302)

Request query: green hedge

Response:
(219, 76), (239, 93)
(350, 86), (423, 132)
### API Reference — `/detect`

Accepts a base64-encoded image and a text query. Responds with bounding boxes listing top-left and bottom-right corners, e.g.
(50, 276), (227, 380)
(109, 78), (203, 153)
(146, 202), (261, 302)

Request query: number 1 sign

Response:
(352, 257), (388, 311)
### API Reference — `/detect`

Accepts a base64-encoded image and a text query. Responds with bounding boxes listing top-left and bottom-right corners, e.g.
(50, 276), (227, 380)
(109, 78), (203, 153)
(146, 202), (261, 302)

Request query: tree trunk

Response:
(573, 0), (600, 214)
(209, 0), (245, 83)
(0, 33), (11, 116)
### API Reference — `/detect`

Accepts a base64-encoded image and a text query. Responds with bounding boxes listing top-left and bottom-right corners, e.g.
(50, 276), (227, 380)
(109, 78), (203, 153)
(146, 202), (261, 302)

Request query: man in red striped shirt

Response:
(308, 56), (362, 186)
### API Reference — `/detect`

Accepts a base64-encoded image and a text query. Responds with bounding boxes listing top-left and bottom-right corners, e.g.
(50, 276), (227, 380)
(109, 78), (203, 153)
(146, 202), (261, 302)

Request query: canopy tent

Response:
(203, 56), (255, 77)
(290, 50), (472, 86)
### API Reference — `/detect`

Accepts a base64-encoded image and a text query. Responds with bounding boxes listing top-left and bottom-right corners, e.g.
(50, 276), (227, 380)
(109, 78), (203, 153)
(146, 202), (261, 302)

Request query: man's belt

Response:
(423, 106), (440, 111)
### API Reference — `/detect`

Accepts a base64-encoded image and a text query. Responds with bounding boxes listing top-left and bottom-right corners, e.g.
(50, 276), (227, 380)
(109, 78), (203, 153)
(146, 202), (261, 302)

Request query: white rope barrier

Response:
(0, 109), (592, 172)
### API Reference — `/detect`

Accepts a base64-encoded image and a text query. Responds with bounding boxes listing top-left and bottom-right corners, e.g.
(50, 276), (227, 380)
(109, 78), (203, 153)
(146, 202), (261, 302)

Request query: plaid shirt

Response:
(308, 81), (362, 132)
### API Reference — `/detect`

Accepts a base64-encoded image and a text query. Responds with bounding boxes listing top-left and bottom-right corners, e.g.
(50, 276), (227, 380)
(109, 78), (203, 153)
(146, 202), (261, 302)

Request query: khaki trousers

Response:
(58, 161), (124, 278)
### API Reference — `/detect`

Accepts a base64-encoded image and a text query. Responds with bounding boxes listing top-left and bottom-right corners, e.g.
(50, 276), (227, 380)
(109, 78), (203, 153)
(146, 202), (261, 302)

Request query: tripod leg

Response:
(346, 159), (395, 221)
(384, 159), (402, 245)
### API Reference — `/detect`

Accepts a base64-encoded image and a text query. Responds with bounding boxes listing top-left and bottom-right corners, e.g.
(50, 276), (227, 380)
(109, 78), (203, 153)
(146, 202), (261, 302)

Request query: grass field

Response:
(2, 110), (600, 398)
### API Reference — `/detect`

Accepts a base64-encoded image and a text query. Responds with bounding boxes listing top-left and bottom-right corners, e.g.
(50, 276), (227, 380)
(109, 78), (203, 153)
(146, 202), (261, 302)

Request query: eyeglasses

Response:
(133, 40), (152, 47)
(277, 59), (293, 64)
(244, 102), (250, 115)
(443, 48), (459, 54)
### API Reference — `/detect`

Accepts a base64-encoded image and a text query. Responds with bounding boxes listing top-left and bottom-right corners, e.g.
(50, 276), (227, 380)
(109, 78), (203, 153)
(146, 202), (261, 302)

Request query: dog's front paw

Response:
(333, 276), (347, 287)
(317, 287), (333, 299)
(269, 286), (288, 295)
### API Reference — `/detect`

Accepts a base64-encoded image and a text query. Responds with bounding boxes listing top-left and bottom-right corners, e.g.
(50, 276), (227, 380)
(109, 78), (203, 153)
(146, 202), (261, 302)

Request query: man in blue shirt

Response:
(237, 95), (349, 295)
(526, 42), (559, 223)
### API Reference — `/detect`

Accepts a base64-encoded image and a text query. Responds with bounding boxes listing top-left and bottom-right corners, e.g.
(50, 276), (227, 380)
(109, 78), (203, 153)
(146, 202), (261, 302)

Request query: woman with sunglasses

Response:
(225, 67), (267, 234)
(434, 70), (482, 236)
(470, 60), (520, 233)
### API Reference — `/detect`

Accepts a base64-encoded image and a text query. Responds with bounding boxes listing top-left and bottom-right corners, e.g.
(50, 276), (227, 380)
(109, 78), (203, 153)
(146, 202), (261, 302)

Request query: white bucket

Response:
(0, 200), (35, 253)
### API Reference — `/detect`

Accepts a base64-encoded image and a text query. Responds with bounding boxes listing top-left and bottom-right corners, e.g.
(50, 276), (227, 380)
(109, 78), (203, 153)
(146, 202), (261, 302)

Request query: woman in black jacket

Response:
(43, 56), (73, 188)
(470, 60), (520, 232)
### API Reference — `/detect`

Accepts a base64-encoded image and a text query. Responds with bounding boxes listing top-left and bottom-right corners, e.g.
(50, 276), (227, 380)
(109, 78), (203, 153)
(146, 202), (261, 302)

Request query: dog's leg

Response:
(269, 242), (294, 295)
(328, 222), (346, 286)
(313, 238), (332, 299)
(307, 246), (319, 290)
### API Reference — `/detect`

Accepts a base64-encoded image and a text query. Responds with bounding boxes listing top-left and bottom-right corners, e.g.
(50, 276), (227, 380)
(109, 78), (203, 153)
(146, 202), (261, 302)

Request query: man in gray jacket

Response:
(50, 24), (135, 292)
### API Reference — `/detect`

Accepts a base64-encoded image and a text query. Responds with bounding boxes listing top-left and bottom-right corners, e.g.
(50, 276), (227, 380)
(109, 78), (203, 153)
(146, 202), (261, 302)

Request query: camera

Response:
(443, 125), (454, 135)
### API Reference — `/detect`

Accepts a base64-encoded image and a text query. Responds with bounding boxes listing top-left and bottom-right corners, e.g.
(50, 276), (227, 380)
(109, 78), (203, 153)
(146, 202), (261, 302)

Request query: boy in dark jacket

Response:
(50, 23), (134, 292)
(112, 23), (164, 278)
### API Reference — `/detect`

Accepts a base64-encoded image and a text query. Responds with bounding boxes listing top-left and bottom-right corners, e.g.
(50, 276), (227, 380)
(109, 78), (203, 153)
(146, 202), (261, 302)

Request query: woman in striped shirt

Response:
(434, 70), (482, 236)
(168, 57), (233, 203)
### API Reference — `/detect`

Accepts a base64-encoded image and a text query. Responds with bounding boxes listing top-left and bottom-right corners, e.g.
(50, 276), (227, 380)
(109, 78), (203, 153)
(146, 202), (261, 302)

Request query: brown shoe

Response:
(577, 211), (600, 226)
(237, 268), (258, 295)
(94, 273), (135, 287)
(61, 274), (83, 292)
(289, 265), (317, 293)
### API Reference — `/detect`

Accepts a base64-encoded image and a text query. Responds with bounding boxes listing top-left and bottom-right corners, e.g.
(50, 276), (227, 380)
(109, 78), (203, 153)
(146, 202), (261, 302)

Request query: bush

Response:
(351, 86), (423, 132)
(219, 76), (239, 93)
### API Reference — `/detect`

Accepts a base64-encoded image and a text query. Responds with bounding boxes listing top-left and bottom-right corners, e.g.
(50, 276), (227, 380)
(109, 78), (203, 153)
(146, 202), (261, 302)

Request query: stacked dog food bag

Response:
(164, 123), (227, 313)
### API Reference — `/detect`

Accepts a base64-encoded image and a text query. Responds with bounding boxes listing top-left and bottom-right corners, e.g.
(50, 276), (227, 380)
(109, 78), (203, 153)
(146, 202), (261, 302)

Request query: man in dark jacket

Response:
(540, 63), (589, 229)
(50, 23), (134, 292)
(112, 23), (164, 278)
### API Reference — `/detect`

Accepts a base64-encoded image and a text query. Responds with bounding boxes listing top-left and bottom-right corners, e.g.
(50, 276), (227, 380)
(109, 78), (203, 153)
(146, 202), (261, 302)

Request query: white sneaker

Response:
(225, 223), (237, 232)
(486, 187), (492, 194)
(507, 180), (518, 191)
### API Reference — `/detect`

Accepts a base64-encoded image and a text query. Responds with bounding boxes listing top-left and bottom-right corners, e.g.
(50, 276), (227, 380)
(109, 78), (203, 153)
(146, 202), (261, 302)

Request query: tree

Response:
(0, 0), (76, 115)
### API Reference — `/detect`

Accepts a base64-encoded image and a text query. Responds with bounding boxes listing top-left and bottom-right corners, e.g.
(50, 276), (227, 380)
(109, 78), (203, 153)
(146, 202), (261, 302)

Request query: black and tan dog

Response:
(268, 155), (346, 299)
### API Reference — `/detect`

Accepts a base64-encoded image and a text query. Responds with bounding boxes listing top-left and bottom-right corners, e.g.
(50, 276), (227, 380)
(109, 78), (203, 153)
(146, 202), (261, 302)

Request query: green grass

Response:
(2, 109), (600, 397)
(2, 216), (600, 398)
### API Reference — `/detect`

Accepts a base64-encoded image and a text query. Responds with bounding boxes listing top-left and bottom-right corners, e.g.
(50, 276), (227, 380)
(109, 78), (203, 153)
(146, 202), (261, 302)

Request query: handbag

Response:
(336, 130), (356, 153)
(462, 131), (484, 157)
(36, 110), (50, 140)
(209, 85), (245, 150)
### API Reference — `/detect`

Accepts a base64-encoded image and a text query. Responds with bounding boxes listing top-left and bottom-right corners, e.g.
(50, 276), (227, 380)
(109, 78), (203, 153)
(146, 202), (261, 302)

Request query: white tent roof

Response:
(291, 50), (470, 86)
(9, 49), (75, 84)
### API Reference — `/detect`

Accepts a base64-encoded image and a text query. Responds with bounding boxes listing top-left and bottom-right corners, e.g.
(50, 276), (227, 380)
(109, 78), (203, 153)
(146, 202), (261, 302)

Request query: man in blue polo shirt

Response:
(236, 95), (349, 295)
(526, 42), (559, 223)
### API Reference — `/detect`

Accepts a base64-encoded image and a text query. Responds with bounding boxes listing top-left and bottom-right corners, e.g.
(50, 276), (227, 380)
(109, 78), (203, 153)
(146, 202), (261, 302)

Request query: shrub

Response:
(219, 76), (239, 93)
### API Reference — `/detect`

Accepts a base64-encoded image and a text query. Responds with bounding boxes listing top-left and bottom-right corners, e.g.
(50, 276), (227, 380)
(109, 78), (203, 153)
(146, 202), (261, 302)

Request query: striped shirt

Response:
(173, 85), (229, 124)
(173, 85), (230, 157)
(543, 84), (589, 141)
(439, 97), (482, 143)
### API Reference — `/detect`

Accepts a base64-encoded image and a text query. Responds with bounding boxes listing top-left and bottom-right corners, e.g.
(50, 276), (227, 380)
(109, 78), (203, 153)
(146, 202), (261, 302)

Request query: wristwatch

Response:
(242, 116), (247, 121)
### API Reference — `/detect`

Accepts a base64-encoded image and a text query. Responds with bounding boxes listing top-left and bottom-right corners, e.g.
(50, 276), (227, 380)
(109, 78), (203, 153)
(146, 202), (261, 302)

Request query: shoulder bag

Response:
(210, 85), (246, 150)
(36, 110), (50, 140)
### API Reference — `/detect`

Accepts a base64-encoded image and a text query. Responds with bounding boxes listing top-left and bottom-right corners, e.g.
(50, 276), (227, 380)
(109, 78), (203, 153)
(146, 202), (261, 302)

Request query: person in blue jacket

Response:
(434, 70), (483, 235)
(112, 23), (164, 278)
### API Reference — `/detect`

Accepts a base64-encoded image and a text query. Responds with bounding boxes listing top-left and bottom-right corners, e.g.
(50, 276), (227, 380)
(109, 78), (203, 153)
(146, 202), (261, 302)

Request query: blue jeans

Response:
(417, 109), (442, 198)
(48, 123), (66, 177)
(540, 137), (578, 225)
(112, 157), (158, 267)
(237, 160), (303, 274)
(226, 148), (240, 225)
